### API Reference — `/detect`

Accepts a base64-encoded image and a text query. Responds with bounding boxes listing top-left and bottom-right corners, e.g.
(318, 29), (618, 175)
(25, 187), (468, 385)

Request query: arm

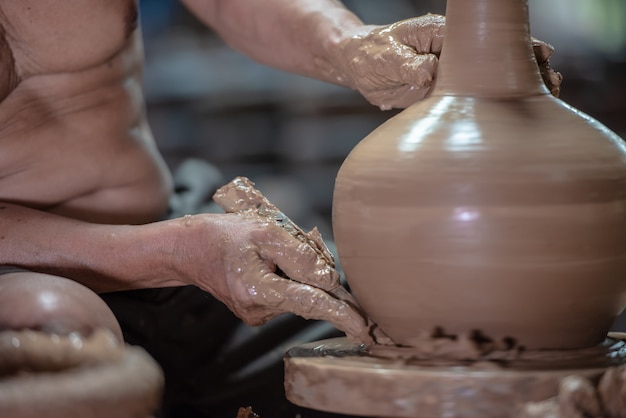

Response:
(181, 0), (446, 109)
(181, 0), (561, 109)
(0, 202), (372, 342)
(0, 203), (182, 293)
(180, 0), (364, 86)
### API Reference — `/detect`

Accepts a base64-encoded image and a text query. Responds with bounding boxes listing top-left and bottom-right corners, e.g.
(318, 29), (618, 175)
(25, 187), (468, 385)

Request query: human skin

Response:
(0, 1), (559, 336)
(184, 0), (560, 109)
(0, 274), (123, 340)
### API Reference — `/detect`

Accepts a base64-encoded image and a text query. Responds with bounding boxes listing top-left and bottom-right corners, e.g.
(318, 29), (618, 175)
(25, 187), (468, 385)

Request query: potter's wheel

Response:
(284, 337), (626, 418)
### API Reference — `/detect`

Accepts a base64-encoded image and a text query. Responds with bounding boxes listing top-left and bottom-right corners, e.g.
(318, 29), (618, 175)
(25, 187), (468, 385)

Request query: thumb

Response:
(257, 226), (340, 292)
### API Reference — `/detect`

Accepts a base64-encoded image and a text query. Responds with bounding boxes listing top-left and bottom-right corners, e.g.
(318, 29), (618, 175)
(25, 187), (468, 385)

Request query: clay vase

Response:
(333, 0), (626, 351)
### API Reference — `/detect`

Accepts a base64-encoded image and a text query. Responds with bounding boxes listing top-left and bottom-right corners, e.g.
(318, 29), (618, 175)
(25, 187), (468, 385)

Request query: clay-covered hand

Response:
(174, 213), (371, 343)
(329, 15), (562, 109)
(328, 14), (445, 110)
(532, 38), (563, 97)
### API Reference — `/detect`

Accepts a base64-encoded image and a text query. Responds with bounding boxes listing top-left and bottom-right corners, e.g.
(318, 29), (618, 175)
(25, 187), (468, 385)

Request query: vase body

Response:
(332, 0), (626, 350)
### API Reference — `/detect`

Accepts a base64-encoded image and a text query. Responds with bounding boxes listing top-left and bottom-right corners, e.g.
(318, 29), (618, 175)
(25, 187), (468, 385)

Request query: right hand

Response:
(532, 37), (563, 97)
(172, 213), (372, 343)
(328, 14), (446, 110)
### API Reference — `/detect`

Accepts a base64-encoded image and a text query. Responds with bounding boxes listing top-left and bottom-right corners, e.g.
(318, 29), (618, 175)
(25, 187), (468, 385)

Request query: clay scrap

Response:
(236, 406), (260, 418)
(519, 364), (626, 418)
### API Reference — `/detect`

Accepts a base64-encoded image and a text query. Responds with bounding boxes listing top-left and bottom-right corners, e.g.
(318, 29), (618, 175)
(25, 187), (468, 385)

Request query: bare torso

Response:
(0, 0), (172, 224)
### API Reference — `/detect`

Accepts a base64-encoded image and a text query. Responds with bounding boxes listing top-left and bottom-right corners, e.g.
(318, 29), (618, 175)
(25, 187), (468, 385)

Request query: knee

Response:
(0, 272), (123, 341)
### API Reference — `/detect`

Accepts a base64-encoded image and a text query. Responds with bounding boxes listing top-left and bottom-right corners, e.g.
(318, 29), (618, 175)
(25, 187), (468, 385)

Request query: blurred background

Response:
(139, 0), (626, 240)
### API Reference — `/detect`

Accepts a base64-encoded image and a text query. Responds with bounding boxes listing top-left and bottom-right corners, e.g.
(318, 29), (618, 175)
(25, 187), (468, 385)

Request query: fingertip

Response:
(532, 39), (555, 63)
(311, 264), (341, 292)
(367, 84), (431, 110)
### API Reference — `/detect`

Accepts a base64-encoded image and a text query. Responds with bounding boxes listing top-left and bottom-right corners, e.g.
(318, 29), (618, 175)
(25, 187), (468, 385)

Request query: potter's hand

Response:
(532, 38), (563, 97)
(329, 15), (562, 109)
(329, 14), (445, 110)
(207, 177), (389, 345)
(181, 213), (371, 344)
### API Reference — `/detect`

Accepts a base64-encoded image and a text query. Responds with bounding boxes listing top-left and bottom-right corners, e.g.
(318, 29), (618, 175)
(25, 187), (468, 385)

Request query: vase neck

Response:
(432, 0), (549, 98)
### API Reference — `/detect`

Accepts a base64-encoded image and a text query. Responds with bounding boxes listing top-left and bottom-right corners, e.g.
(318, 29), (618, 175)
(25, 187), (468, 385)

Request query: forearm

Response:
(181, 0), (368, 86)
(0, 203), (184, 293)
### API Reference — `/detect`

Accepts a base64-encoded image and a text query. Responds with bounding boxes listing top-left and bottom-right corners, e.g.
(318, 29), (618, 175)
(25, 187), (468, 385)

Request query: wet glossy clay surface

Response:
(332, 0), (626, 351)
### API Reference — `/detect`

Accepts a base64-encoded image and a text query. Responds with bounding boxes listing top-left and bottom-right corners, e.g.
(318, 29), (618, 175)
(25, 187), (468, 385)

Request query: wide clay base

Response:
(284, 338), (626, 418)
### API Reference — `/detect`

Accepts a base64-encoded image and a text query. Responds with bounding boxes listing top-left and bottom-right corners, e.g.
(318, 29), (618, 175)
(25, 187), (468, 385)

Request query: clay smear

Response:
(368, 327), (521, 362)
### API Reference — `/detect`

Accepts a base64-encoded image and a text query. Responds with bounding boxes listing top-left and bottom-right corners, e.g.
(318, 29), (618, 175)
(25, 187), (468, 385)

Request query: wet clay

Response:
(0, 328), (164, 418)
(519, 364), (626, 418)
(213, 177), (391, 345)
(367, 336), (626, 370)
(332, 0), (626, 351)
(367, 327), (522, 362)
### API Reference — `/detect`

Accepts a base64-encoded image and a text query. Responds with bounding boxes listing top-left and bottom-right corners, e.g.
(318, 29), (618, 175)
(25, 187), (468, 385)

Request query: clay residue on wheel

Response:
(368, 329), (626, 372)
(368, 327), (521, 362)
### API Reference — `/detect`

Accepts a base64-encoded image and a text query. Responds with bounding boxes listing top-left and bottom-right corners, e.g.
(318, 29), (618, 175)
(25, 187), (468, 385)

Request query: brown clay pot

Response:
(333, 0), (626, 350)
